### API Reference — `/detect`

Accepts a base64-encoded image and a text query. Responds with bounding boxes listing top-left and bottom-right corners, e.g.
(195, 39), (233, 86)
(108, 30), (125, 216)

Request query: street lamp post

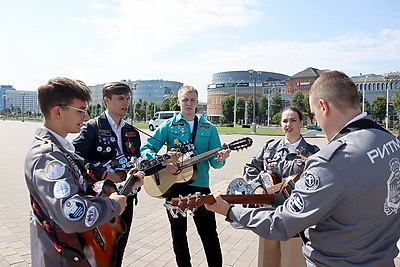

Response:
(386, 80), (392, 130)
(234, 80), (244, 126)
(266, 87), (272, 128)
(248, 69), (263, 134)
(154, 86), (162, 116)
(21, 92), (25, 122)
(2, 95), (9, 120)
(130, 82), (137, 124)
(362, 75), (368, 113)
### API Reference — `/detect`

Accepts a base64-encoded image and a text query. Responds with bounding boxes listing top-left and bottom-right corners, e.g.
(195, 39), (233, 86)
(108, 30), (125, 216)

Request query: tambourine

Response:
(226, 172), (281, 229)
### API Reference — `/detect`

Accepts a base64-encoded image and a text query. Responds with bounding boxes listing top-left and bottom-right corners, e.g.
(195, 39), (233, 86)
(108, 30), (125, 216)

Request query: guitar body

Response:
(144, 165), (198, 198)
(79, 217), (126, 267)
(144, 137), (254, 198)
(79, 180), (126, 267)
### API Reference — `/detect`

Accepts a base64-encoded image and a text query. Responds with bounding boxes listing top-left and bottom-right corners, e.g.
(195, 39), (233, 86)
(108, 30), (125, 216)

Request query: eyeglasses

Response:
(58, 104), (88, 114)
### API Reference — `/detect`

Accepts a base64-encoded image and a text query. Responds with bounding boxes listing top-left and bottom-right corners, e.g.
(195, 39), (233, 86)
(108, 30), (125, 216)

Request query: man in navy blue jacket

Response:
(73, 82), (140, 266)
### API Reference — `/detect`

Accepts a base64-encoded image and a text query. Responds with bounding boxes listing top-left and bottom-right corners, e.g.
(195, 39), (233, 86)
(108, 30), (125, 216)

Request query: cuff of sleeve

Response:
(225, 205), (234, 223)
(110, 198), (122, 216)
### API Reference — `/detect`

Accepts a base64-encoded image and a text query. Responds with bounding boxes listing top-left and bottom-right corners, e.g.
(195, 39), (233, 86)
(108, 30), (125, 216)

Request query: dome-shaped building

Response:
(207, 70), (290, 122)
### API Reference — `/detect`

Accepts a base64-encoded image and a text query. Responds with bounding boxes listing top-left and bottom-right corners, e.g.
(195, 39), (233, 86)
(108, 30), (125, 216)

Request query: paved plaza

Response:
(0, 120), (398, 266)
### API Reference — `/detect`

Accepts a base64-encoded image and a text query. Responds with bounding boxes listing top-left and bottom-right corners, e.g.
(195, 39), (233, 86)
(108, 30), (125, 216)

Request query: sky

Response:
(1, 0), (399, 102)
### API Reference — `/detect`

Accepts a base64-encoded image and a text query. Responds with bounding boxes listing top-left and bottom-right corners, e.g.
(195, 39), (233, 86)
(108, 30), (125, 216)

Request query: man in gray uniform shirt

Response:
(206, 70), (400, 266)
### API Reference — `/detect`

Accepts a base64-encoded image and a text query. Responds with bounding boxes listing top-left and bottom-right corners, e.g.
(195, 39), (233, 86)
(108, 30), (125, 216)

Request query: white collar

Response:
(284, 137), (302, 152)
(43, 126), (75, 153)
(105, 110), (125, 130)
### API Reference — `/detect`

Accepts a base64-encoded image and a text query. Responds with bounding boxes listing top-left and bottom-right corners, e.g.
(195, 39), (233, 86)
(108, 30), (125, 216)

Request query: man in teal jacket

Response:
(141, 85), (230, 267)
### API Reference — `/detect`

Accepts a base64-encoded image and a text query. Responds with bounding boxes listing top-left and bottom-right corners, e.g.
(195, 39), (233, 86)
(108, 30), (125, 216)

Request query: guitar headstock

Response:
(226, 137), (253, 151)
(177, 142), (196, 154)
(164, 192), (207, 218)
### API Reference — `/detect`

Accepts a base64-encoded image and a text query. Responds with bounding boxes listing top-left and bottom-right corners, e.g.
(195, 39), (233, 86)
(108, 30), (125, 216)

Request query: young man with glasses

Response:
(25, 77), (144, 266)
(73, 81), (141, 266)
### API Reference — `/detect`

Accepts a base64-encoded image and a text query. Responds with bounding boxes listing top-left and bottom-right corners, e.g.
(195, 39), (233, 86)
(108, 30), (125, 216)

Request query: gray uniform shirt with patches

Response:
(229, 119), (400, 266)
(244, 137), (319, 189)
(25, 128), (122, 266)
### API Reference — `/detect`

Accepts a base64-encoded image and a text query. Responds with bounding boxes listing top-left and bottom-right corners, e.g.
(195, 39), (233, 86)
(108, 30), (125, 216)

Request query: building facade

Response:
(1, 85), (16, 112)
(122, 79), (183, 106)
(352, 72), (400, 105)
(207, 70), (290, 122)
(1, 86), (39, 115)
(88, 79), (183, 108)
(286, 67), (329, 94)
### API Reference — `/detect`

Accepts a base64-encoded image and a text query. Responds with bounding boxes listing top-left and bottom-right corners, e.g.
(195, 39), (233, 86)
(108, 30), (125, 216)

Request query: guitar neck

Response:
(180, 145), (225, 169)
(119, 154), (170, 196)
(208, 194), (278, 205)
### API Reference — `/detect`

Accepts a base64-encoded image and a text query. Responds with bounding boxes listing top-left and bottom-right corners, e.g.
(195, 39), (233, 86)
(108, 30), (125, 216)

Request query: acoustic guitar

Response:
(79, 144), (195, 267)
(164, 173), (298, 218)
(144, 137), (253, 198)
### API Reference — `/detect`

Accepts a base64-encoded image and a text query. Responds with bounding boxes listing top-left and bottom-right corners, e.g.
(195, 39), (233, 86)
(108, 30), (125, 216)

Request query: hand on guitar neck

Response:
(204, 191), (231, 216)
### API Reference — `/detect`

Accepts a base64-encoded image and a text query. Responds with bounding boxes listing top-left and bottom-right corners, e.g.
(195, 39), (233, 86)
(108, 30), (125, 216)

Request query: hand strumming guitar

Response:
(163, 149), (182, 174)
(109, 192), (127, 216)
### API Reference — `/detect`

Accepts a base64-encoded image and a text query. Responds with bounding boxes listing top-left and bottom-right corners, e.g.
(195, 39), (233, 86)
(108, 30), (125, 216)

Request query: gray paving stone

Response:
(0, 120), (398, 267)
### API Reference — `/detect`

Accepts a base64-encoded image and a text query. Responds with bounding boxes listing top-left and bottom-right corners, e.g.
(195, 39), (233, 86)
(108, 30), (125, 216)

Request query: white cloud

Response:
(74, 1), (400, 101)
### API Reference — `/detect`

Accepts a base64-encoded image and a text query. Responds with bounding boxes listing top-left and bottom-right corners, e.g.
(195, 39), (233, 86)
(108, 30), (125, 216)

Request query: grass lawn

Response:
(132, 122), (311, 135)
(129, 121), (400, 136)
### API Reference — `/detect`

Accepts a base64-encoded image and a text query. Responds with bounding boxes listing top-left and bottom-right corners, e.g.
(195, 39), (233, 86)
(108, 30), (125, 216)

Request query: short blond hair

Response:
(178, 85), (198, 99)
(310, 71), (360, 112)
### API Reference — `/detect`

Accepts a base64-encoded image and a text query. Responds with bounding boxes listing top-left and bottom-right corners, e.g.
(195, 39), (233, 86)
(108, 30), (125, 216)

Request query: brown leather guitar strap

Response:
(30, 196), (90, 266)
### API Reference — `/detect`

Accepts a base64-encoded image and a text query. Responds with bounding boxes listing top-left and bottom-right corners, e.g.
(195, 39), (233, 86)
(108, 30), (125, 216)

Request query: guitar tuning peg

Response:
(195, 192), (201, 202)
(178, 195), (184, 206)
(163, 203), (178, 219)
(177, 207), (187, 217)
(192, 207), (198, 213)
(186, 193), (192, 204)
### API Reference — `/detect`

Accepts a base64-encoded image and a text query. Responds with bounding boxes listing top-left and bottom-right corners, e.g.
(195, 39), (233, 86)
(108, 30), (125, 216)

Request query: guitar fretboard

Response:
(179, 145), (227, 169)
(119, 154), (171, 196)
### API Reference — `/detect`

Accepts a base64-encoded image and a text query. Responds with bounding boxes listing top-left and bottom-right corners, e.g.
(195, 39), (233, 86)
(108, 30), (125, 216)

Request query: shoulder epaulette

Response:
(317, 140), (346, 162)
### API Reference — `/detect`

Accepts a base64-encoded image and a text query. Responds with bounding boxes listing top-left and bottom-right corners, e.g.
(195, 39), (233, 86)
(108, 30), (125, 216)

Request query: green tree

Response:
(159, 98), (170, 111)
(246, 96), (258, 123)
(392, 86), (400, 114)
(236, 97), (245, 124)
(303, 94), (313, 124)
(148, 102), (155, 119)
(372, 96), (387, 123)
(258, 95), (267, 124)
(358, 90), (372, 113)
(291, 90), (307, 111)
(270, 91), (283, 123)
(160, 97), (178, 111)
(221, 95), (235, 123)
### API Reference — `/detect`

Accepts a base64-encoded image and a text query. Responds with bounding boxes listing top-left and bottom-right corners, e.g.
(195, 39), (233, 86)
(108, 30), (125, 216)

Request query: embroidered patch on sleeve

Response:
(85, 206), (99, 227)
(45, 160), (66, 180)
(63, 198), (86, 221)
(286, 193), (305, 214)
(303, 170), (320, 191)
(53, 181), (71, 199)
(125, 132), (137, 137)
(200, 125), (210, 129)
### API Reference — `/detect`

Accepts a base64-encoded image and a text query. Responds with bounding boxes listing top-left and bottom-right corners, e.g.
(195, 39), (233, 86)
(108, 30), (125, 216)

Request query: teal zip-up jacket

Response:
(140, 113), (225, 188)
